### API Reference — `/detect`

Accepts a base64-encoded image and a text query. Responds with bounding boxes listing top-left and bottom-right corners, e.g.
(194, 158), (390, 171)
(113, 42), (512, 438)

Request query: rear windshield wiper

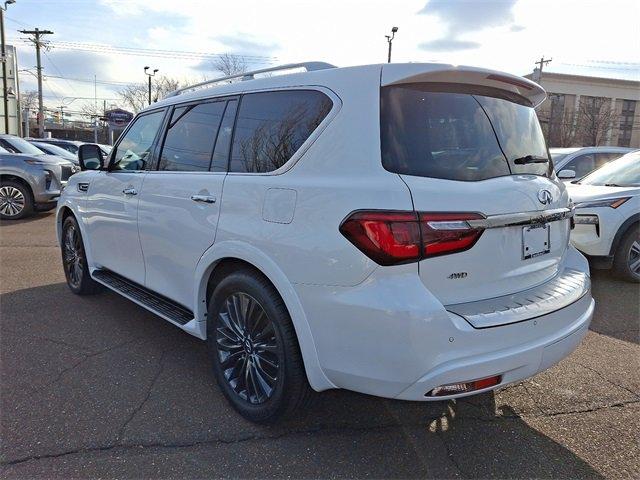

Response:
(513, 155), (549, 165)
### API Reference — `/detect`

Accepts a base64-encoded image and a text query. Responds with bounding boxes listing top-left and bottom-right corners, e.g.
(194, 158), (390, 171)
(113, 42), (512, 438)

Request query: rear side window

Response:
(159, 101), (226, 172)
(229, 90), (332, 173)
(381, 84), (551, 181)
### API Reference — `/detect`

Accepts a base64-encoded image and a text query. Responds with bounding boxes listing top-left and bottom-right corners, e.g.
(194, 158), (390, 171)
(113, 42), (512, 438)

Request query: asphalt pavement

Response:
(1, 212), (639, 479)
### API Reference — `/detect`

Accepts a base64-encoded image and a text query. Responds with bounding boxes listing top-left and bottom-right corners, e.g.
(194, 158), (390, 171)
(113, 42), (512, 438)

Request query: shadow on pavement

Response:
(0, 211), (55, 227)
(1, 283), (604, 478)
(589, 268), (639, 344)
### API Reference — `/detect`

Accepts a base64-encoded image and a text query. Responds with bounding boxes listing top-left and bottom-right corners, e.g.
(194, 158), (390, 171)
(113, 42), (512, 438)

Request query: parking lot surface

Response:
(1, 212), (639, 479)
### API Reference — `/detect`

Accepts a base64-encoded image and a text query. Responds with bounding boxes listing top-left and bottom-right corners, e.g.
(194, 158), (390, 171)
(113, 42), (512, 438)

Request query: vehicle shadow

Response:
(589, 266), (639, 344)
(0, 282), (605, 478)
(0, 210), (55, 226)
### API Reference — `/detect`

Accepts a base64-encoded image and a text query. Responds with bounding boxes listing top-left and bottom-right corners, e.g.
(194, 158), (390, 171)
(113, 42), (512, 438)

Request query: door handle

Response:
(123, 187), (138, 195)
(191, 194), (216, 204)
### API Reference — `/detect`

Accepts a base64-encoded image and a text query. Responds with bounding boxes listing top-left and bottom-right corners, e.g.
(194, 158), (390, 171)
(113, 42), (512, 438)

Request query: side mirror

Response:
(78, 144), (105, 171)
(557, 169), (576, 180)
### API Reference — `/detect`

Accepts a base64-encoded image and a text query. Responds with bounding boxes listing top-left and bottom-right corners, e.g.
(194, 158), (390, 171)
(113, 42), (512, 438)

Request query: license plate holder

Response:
(522, 223), (550, 259)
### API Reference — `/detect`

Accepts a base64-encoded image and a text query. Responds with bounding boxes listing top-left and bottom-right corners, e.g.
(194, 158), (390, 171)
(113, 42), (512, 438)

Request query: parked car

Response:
(568, 151), (639, 282)
(29, 138), (111, 157)
(0, 144), (77, 219)
(57, 62), (594, 423)
(29, 140), (79, 165)
(551, 146), (635, 181)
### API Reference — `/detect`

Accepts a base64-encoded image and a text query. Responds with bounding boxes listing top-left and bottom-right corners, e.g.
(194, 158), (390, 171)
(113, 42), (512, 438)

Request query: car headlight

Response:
(575, 197), (630, 209)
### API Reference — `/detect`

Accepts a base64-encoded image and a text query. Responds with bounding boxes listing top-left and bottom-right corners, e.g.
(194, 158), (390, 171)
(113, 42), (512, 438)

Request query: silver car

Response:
(551, 146), (636, 181)
(0, 144), (78, 219)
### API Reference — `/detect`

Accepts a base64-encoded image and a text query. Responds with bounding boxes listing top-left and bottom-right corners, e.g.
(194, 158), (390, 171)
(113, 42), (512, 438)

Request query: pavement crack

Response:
(115, 349), (169, 442)
(573, 360), (640, 399)
(0, 329), (94, 353)
(3, 400), (639, 468)
(29, 337), (144, 394)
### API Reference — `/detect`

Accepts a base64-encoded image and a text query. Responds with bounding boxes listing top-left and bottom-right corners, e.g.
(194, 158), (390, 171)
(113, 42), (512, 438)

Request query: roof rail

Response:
(165, 61), (337, 99)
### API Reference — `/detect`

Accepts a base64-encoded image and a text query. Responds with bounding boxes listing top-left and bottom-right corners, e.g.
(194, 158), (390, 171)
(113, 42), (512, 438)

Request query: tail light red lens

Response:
(339, 211), (421, 266)
(340, 210), (485, 266)
(419, 212), (485, 258)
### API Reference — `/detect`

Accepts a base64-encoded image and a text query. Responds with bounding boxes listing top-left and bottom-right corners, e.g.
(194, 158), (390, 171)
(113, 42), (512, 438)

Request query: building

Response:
(525, 71), (640, 148)
(0, 44), (20, 135)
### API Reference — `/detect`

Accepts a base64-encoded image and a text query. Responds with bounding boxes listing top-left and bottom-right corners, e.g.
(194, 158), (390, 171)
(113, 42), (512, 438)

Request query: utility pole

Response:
(57, 105), (65, 129)
(19, 28), (53, 138)
(385, 27), (398, 63)
(144, 66), (158, 105)
(1, 0), (16, 135)
(534, 56), (552, 83)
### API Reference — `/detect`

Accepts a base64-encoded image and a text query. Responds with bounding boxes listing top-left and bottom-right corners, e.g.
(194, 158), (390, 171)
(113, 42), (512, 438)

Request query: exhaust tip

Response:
(426, 375), (502, 397)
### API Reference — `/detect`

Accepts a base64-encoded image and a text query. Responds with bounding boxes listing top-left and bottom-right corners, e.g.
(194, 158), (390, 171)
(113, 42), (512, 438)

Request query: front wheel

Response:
(0, 181), (33, 220)
(61, 216), (102, 295)
(207, 269), (313, 423)
(613, 225), (640, 283)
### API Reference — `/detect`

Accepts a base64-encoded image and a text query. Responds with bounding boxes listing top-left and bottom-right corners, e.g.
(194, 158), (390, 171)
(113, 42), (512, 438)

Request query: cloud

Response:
(417, 0), (518, 53)
(419, 38), (480, 52)
(44, 50), (114, 80)
(510, 24), (526, 32)
(214, 34), (280, 57)
(418, 0), (518, 32)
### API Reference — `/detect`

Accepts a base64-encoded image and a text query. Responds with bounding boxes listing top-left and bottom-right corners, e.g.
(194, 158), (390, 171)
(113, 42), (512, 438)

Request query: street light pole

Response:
(385, 26), (398, 63)
(1, 0), (16, 135)
(144, 66), (158, 105)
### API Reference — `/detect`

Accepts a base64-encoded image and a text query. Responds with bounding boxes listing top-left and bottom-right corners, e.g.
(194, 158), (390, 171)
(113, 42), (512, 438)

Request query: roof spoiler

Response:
(165, 61), (337, 99)
(381, 64), (546, 107)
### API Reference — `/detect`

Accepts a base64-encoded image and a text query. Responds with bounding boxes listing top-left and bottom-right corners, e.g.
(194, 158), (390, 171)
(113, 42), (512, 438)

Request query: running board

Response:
(92, 269), (194, 325)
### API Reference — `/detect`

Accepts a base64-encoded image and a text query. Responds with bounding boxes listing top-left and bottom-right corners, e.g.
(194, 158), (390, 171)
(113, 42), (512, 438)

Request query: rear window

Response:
(381, 84), (551, 181)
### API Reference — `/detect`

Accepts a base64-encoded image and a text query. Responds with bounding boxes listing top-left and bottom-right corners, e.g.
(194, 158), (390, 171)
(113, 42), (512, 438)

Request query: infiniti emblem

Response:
(538, 189), (553, 205)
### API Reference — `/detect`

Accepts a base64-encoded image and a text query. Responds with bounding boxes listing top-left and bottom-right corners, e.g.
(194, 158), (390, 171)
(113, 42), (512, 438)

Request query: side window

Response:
(594, 152), (621, 170)
(563, 154), (595, 178)
(111, 111), (164, 171)
(229, 90), (333, 173)
(211, 100), (238, 172)
(159, 101), (226, 172)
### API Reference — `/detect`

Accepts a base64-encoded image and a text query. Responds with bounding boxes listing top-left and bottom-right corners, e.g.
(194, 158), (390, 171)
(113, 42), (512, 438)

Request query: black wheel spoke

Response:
(216, 292), (281, 405)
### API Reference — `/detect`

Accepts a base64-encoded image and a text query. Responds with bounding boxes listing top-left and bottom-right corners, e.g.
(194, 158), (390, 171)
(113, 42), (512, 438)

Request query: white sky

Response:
(5, 0), (640, 116)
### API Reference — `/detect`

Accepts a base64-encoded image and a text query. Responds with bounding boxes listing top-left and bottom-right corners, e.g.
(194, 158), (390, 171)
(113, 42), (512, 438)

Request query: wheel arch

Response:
(194, 241), (335, 392)
(0, 174), (34, 201)
(609, 213), (640, 257)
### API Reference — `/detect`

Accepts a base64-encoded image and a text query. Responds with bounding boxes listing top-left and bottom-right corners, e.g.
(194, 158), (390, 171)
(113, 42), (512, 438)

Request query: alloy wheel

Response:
(0, 186), (25, 217)
(628, 240), (640, 277)
(63, 224), (84, 288)
(216, 292), (280, 405)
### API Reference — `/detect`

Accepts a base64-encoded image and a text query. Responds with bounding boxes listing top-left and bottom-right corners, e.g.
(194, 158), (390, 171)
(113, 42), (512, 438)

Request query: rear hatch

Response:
(380, 65), (571, 305)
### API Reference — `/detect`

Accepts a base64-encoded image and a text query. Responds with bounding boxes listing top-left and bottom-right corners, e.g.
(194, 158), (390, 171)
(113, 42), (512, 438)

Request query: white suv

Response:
(57, 62), (594, 423)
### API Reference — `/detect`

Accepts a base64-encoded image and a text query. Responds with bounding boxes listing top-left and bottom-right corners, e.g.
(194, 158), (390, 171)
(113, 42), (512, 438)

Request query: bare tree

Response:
(211, 53), (248, 77)
(118, 76), (181, 113)
(576, 96), (617, 146)
(19, 90), (38, 115)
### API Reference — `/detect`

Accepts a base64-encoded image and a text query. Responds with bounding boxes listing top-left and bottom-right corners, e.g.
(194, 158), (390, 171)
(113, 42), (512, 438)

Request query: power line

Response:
(46, 40), (277, 63)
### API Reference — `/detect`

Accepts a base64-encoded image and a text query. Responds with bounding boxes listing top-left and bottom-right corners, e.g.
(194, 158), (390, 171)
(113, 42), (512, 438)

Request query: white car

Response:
(56, 62), (594, 423)
(568, 152), (640, 282)
(550, 146), (635, 182)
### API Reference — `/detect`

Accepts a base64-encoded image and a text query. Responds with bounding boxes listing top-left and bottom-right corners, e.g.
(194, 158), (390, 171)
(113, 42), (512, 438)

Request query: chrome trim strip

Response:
(446, 268), (590, 329)
(467, 207), (574, 229)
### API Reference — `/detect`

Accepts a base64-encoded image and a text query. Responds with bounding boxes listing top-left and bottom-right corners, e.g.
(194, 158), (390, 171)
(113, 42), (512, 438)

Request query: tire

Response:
(613, 225), (640, 283)
(0, 180), (33, 220)
(207, 268), (313, 423)
(61, 216), (102, 295)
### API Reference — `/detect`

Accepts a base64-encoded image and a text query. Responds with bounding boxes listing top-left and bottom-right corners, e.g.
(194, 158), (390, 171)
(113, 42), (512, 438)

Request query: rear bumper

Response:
(295, 246), (593, 400)
(396, 295), (593, 400)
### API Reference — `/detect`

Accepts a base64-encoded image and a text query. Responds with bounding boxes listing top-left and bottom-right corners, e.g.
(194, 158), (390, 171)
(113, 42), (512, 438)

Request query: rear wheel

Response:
(207, 268), (312, 423)
(0, 180), (33, 220)
(61, 216), (102, 294)
(613, 225), (640, 283)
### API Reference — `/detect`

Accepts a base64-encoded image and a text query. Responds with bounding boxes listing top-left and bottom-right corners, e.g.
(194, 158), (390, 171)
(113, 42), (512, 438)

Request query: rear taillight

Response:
(340, 210), (484, 266)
